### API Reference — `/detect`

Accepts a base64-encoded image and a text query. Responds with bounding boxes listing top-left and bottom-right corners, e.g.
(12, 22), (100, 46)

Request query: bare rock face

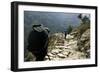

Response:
(80, 29), (90, 41)
(77, 29), (90, 58)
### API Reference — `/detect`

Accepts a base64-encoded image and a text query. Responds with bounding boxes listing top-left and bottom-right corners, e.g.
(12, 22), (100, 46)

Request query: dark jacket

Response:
(27, 28), (49, 55)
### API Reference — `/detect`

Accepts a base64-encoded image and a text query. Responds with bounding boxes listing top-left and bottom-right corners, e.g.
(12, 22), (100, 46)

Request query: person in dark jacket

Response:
(27, 24), (49, 61)
(64, 30), (67, 39)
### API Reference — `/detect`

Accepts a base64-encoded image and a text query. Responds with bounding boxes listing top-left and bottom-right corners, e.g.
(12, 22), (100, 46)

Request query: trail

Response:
(45, 34), (86, 61)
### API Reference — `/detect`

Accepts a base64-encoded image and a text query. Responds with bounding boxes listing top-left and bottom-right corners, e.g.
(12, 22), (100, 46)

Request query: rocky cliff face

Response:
(77, 29), (90, 58)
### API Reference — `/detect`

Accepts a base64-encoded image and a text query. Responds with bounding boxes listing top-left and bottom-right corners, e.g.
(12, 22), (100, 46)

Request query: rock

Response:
(57, 53), (66, 58)
(51, 57), (61, 61)
(62, 51), (69, 56)
(77, 29), (90, 55)
(51, 49), (60, 54)
(48, 53), (54, 57)
(45, 56), (50, 60)
(84, 41), (90, 49)
(56, 39), (64, 46)
(65, 40), (78, 50)
(68, 51), (86, 59)
(81, 29), (90, 41)
(49, 56), (55, 60)
(70, 31), (78, 35)
(66, 34), (74, 39)
(68, 40), (77, 45)
(45, 56), (48, 58)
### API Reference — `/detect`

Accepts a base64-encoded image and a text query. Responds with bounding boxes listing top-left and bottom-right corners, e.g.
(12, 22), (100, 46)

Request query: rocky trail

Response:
(45, 34), (87, 61)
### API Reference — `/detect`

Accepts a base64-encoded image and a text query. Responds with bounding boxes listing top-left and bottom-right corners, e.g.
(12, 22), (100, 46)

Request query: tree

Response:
(78, 14), (90, 25)
(67, 25), (73, 34)
(78, 14), (82, 19)
(82, 16), (90, 24)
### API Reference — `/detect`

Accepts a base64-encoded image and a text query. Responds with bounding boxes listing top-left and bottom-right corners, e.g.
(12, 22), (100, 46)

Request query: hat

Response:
(32, 24), (46, 32)
(32, 24), (41, 28)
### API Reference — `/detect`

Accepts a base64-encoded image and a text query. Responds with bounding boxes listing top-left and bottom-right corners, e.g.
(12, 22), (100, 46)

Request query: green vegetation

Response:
(76, 23), (90, 38)
(67, 25), (73, 34)
(72, 14), (90, 39)
(82, 16), (90, 25)
(78, 14), (90, 25)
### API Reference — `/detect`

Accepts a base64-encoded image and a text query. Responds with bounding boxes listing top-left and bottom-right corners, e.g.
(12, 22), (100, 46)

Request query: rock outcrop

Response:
(77, 29), (90, 58)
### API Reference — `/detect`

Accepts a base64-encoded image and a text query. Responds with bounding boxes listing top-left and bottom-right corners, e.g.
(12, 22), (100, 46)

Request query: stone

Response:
(80, 29), (90, 43)
(70, 31), (78, 35)
(49, 56), (55, 60)
(48, 53), (54, 56)
(45, 56), (49, 59)
(51, 49), (60, 54)
(77, 29), (90, 54)
(51, 57), (61, 61)
(62, 51), (69, 56)
(57, 53), (66, 58)
(66, 34), (74, 39)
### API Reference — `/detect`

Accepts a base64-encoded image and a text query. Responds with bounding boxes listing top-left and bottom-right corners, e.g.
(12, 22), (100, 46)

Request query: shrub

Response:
(67, 25), (73, 34)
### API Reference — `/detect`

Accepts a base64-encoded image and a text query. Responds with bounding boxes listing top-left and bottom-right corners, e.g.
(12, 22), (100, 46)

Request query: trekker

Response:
(27, 24), (49, 61)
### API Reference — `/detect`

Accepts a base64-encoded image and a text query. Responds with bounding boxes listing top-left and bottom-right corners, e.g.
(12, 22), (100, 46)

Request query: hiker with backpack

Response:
(27, 24), (50, 61)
